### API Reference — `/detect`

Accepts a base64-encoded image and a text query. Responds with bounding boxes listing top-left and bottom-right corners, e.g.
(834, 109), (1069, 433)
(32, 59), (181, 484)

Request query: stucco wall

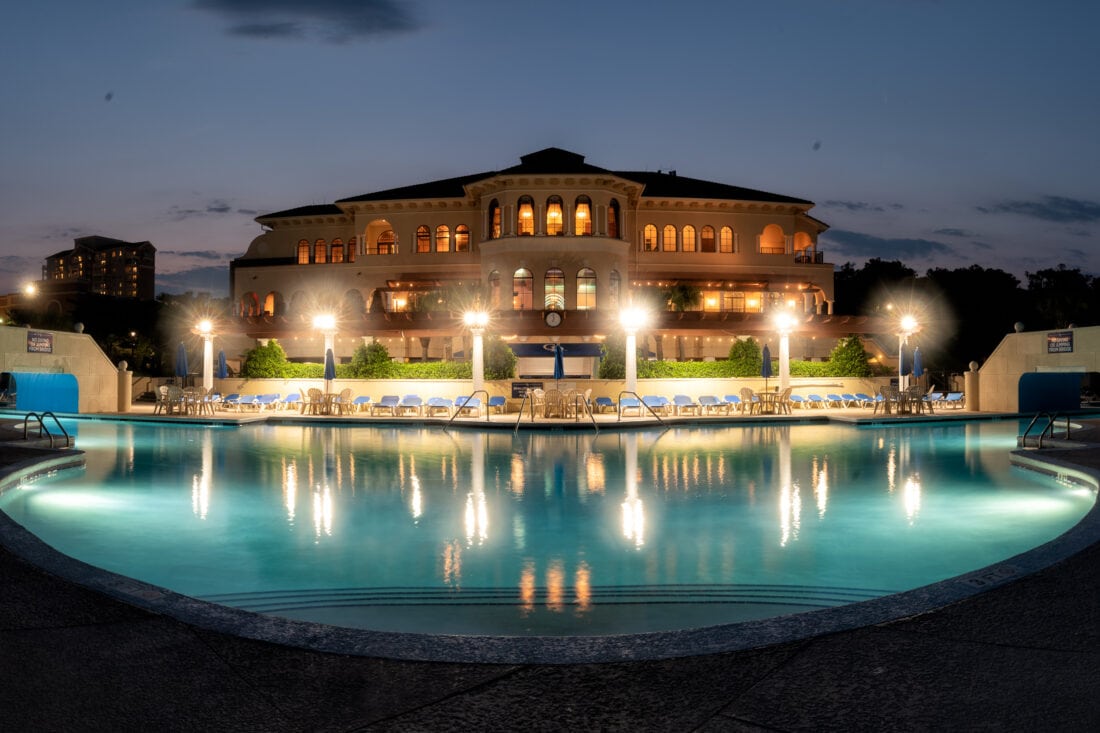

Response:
(1, 326), (119, 413)
(978, 325), (1100, 413)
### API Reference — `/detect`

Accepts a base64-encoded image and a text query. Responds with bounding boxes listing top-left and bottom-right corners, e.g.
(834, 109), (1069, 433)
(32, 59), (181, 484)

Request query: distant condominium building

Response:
(44, 235), (156, 300)
(231, 147), (877, 367)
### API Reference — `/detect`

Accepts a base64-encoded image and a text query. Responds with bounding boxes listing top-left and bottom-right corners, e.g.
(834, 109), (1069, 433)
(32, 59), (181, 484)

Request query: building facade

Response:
(231, 148), (877, 369)
(44, 235), (157, 301)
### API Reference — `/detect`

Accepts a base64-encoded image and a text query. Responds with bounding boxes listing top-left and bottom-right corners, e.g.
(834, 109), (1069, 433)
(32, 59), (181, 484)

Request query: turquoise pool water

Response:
(0, 419), (1093, 636)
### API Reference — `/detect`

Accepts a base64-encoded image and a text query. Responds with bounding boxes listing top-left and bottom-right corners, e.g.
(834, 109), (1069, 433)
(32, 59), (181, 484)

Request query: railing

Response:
(617, 390), (665, 424)
(1018, 412), (1072, 449)
(572, 391), (599, 433)
(794, 251), (824, 264)
(21, 411), (72, 449)
(448, 390), (490, 425)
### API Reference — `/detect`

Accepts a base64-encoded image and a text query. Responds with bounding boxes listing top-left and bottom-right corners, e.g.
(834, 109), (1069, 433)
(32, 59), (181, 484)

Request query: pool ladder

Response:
(1018, 412), (1072, 449)
(21, 411), (72, 449)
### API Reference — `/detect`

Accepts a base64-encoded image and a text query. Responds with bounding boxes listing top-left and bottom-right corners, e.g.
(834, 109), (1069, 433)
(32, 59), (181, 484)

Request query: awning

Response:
(508, 343), (604, 357)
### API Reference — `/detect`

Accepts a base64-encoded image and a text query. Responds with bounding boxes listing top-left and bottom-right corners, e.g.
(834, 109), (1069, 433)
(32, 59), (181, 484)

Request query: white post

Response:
(202, 334), (214, 393)
(898, 333), (907, 391)
(625, 328), (638, 393)
(779, 332), (790, 392)
(471, 327), (485, 394)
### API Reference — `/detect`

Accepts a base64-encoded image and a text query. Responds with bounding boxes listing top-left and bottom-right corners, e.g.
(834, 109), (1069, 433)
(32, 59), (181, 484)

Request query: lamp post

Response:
(773, 310), (797, 393)
(620, 306), (647, 394)
(312, 313), (336, 360)
(195, 319), (214, 392)
(463, 310), (490, 394)
(898, 314), (918, 391)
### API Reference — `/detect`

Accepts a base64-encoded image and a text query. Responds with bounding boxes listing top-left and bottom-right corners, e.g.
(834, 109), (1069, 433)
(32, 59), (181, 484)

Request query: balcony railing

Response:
(794, 251), (824, 264)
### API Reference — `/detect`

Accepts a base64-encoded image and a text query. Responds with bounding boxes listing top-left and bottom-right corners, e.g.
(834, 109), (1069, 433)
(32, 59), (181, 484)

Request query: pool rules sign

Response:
(1047, 330), (1073, 354)
(27, 330), (53, 354)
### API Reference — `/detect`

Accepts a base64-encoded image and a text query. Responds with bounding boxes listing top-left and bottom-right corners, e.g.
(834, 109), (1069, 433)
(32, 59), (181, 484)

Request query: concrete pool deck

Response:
(1, 410), (1099, 730)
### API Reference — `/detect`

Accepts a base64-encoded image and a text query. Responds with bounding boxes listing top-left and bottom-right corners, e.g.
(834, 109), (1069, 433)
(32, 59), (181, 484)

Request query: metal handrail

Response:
(448, 389), (491, 424)
(617, 390), (665, 424)
(21, 411), (72, 449)
(572, 391), (599, 433)
(1019, 412), (1072, 448)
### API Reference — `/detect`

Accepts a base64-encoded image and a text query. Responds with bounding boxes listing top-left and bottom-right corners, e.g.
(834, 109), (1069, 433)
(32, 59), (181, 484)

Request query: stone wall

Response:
(0, 326), (119, 413)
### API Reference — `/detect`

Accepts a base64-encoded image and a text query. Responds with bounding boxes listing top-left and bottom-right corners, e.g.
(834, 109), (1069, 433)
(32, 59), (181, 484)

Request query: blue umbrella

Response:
(552, 343), (565, 384)
(912, 346), (924, 379)
(216, 350), (229, 379)
(324, 348), (336, 380)
(174, 342), (189, 383)
(761, 343), (773, 391)
(899, 346), (912, 376)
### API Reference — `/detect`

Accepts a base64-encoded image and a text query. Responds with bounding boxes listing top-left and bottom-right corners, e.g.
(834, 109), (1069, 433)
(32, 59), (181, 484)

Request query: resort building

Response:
(230, 148), (877, 371)
(44, 235), (156, 301)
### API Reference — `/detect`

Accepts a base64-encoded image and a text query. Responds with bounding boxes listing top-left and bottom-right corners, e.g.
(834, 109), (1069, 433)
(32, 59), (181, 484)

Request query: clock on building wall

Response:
(544, 311), (563, 328)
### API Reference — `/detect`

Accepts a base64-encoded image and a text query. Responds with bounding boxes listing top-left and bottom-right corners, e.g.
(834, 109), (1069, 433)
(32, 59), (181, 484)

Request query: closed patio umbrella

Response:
(324, 348), (336, 394)
(912, 347), (924, 379)
(761, 343), (773, 391)
(553, 343), (565, 386)
(174, 342), (189, 385)
(216, 350), (229, 379)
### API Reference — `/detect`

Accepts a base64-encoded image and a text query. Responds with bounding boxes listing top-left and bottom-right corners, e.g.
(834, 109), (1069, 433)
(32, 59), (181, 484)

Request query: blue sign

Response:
(27, 330), (53, 354)
(1047, 330), (1073, 354)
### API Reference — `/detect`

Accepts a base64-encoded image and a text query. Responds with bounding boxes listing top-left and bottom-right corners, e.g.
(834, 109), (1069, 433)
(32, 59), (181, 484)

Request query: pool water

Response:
(0, 419), (1093, 636)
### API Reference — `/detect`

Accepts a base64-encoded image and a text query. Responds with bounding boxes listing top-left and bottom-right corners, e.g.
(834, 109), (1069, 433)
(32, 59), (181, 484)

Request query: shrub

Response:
(350, 341), (396, 379)
(484, 336), (517, 380)
(827, 336), (873, 377)
(727, 338), (762, 377)
(598, 333), (626, 379)
(240, 339), (288, 378)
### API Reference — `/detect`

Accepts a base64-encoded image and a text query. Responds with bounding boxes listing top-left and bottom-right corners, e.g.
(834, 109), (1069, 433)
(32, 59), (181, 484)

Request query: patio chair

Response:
(777, 386), (794, 414)
(739, 387), (758, 414)
(425, 396), (454, 417)
(455, 395), (482, 417)
(672, 394), (701, 415)
(331, 388), (354, 415)
(304, 388), (324, 415)
(372, 395), (400, 416)
(398, 395), (423, 416)
(153, 385), (174, 415)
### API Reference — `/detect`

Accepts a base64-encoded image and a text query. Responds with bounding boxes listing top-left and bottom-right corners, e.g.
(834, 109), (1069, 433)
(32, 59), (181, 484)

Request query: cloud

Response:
(821, 200), (905, 213)
(192, 0), (422, 42)
(155, 266), (232, 297)
(821, 229), (955, 260)
(158, 249), (231, 261)
(168, 199), (245, 221)
(932, 227), (976, 238)
(977, 195), (1100, 223)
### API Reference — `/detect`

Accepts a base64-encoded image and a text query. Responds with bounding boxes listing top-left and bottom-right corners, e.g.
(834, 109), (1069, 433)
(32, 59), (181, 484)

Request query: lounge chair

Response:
(841, 393), (859, 407)
(642, 395), (671, 415)
(788, 394), (806, 409)
(594, 396), (615, 413)
(280, 393), (301, 410)
(236, 394), (257, 411)
(455, 395), (482, 417)
(398, 395), (423, 416)
(805, 394), (827, 408)
(826, 393), (847, 408)
(254, 393), (280, 410)
(372, 395), (400, 416)
(853, 392), (876, 407)
(672, 394), (700, 415)
(698, 395), (724, 414)
(219, 393), (241, 412)
(488, 395), (507, 414)
(940, 392), (964, 408)
(351, 395), (372, 412)
(724, 394), (743, 412)
(618, 396), (641, 417)
(425, 396), (454, 417)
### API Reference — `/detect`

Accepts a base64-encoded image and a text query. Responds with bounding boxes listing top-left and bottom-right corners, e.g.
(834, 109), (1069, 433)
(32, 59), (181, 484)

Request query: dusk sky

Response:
(3, 0), (1098, 298)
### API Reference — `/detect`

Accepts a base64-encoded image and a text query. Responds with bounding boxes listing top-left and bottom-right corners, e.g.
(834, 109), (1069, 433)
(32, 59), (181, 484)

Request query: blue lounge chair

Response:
(398, 395), (423, 416)
(806, 394), (827, 408)
(455, 395), (482, 417)
(618, 396), (641, 417)
(254, 393), (280, 410)
(280, 393), (301, 410)
(594, 396), (614, 413)
(853, 392), (875, 407)
(698, 395), (723, 414)
(672, 394), (700, 415)
(841, 393), (859, 407)
(372, 395), (400, 416)
(941, 392), (964, 408)
(826, 393), (846, 408)
(351, 395), (372, 412)
(425, 396), (454, 416)
(788, 394), (806, 409)
(642, 395), (670, 415)
(488, 395), (506, 414)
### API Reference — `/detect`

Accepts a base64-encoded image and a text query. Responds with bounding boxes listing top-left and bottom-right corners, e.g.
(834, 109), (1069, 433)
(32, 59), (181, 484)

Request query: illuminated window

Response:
(720, 226), (734, 253)
(297, 240), (310, 264)
(489, 270), (501, 309)
(489, 199), (501, 239)
(435, 225), (450, 252)
(609, 270), (621, 309)
(576, 268), (596, 310)
(702, 290), (721, 312)
(330, 239), (345, 263)
(377, 230), (396, 254)
(347, 237), (356, 263)
(416, 225), (431, 253)
(455, 224), (470, 252)
(314, 239), (327, 264)
(518, 196), (535, 235)
(682, 225), (696, 252)
(662, 225), (677, 252)
(546, 196), (563, 235)
(574, 196), (592, 236)
(724, 292), (745, 312)
(643, 224), (658, 251)
(544, 267), (565, 310)
(512, 268), (533, 309)
(608, 199), (620, 239)
(701, 226), (716, 253)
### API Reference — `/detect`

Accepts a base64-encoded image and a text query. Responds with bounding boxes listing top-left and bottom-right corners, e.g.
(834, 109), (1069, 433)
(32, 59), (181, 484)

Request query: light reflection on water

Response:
(0, 419), (1093, 636)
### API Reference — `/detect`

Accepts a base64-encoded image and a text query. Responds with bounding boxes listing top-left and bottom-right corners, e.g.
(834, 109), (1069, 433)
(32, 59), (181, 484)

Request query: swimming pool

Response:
(0, 418), (1094, 648)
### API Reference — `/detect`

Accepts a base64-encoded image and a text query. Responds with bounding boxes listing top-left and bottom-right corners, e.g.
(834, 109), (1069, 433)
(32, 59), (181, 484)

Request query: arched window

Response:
(239, 292), (260, 317)
(435, 225), (450, 252)
(416, 225), (431, 253)
(330, 238), (345, 263)
(546, 195), (564, 235)
(544, 267), (565, 310)
(377, 230), (396, 254)
(297, 239), (310, 264)
(576, 267), (596, 310)
(643, 224), (658, 251)
(314, 239), (327, 264)
(517, 196), (535, 235)
(347, 236), (357, 263)
(720, 226), (734, 253)
(662, 225), (677, 252)
(608, 199), (620, 239)
(760, 224), (785, 254)
(682, 225), (696, 252)
(488, 270), (501, 309)
(263, 292), (277, 316)
(574, 196), (592, 236)
(609, 270), (621, 309)
(701, 226), (716, 253)
(455, 224), (470, 252)
(512, 268), (533, 309)
(793, 232), (813, 261)
(488, 199), (501, 239)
